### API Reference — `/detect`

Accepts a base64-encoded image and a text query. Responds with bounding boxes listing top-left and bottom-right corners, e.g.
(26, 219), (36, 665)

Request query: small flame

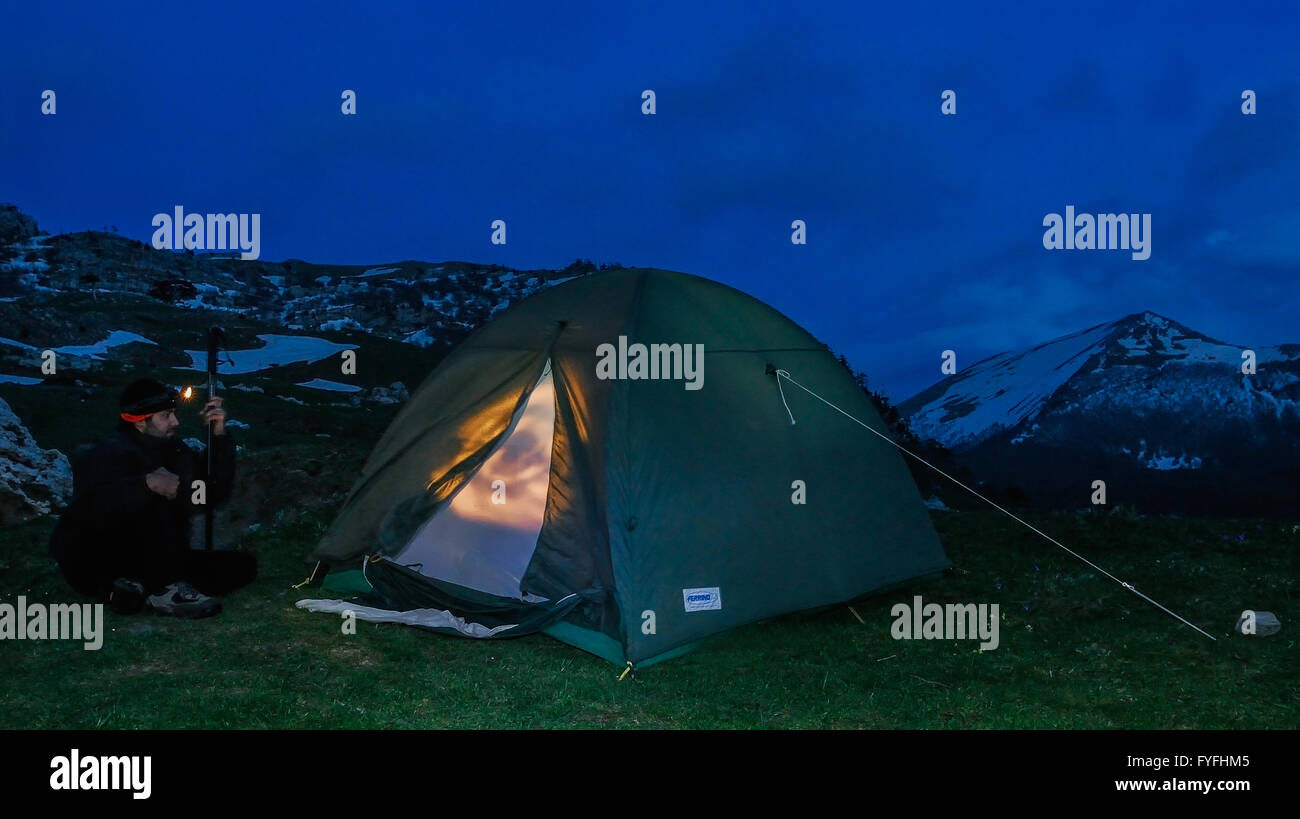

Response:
(181, 386), (194, 400)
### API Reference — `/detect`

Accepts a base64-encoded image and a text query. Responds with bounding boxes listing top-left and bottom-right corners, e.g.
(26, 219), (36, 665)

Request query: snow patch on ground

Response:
(1009, 423), (1040, 445)
(1241, 375), (1299, 422)
(176, 297), (244, 312)
(173, 282), (247, 312)
(17, 273), (56, 292)
(296, 378), (363, 393)
(319, 317), (365, 332)
(1257, 346), (1300, 363)
(19, 330), (160, 359)
(1143, 451), (1203, 470)
(2, 257), (50, 274)
(403, 329), (436, 348)
(182, 334), (357, 374)
(0, 374), (42, 385)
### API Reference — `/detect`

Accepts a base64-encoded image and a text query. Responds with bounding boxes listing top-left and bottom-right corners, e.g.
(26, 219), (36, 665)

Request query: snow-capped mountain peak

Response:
(897, 313), (1299, 515)
(900, 313), (1298, 450)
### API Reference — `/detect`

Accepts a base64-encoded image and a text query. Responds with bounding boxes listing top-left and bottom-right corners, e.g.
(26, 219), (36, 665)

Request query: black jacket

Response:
(50, 423), (237, 563)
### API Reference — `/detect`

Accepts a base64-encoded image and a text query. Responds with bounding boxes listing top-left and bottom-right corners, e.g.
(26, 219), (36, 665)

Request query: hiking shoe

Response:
(108, 578), (147, 614)
(146, 581), (222, 618)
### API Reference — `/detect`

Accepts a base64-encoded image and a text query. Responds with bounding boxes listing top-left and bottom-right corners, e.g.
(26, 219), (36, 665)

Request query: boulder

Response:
(366, 381), (410, 405)
(0, 204), (42, 246)
(0, 397), (72, 524)
(1235, 610), (1281, 636)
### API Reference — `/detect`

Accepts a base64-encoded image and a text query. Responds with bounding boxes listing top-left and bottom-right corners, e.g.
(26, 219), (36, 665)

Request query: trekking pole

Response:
(204, 326), (227, 551)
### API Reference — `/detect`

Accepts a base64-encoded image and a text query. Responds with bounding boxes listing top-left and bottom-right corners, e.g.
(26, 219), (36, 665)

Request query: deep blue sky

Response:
(3, 1), (1297, 401)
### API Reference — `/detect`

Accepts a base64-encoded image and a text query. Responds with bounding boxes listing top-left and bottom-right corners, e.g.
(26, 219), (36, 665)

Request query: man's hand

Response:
(200, 396), (227, 436)
(145, 467), (180, 499)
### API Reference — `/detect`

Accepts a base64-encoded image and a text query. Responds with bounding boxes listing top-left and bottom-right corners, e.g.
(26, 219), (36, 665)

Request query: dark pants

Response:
(58, 537), (257, 600)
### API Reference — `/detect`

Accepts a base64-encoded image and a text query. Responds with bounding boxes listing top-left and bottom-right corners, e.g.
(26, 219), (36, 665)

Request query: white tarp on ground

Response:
(294, 598), (517, 637)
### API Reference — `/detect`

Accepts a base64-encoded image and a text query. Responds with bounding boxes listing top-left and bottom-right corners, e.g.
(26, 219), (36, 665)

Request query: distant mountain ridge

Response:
(900, 312), (1300, 515)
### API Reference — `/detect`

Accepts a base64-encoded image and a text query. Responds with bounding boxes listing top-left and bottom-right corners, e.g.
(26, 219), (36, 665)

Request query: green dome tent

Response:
(300, 268), (949, 668)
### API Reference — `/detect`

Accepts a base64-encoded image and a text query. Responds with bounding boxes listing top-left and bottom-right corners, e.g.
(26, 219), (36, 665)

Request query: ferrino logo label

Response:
(682, 587), (722, 612)
(595, 336), (704, 391)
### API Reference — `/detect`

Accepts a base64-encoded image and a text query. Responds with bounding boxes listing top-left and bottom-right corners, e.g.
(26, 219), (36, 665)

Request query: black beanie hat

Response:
(118, 378), (178, 420)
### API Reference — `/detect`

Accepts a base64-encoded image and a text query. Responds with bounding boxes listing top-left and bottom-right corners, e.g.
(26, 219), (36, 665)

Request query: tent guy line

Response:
(770, 368), (1217, 642)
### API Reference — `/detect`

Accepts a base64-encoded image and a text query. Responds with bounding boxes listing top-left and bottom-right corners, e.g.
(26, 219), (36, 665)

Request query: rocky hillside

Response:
(0, 204), (622, 351)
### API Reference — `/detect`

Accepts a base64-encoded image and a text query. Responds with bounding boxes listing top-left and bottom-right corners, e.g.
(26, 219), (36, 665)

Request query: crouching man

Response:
(49, 377), (256, 617)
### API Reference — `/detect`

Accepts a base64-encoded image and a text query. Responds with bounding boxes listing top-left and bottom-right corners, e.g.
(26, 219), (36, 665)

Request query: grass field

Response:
(2, 507), (1294, 729)
(1, 297), (1295, 728)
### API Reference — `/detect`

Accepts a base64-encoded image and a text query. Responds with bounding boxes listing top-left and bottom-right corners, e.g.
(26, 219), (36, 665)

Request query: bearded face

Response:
(138, 409), (180, 439)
